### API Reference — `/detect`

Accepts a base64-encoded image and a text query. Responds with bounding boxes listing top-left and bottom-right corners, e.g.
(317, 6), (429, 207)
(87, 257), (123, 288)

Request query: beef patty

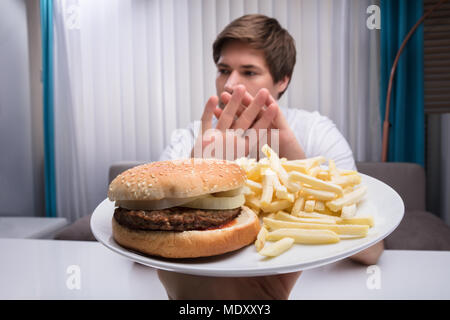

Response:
(114, 206), (241, 231)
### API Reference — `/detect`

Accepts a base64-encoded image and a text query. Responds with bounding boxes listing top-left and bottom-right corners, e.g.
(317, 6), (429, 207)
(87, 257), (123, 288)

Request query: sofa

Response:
(54, 161), (450, 250)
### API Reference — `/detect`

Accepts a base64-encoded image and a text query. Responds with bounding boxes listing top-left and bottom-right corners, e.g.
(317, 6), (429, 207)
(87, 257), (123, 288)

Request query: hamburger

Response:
(108, 158), (260, 258)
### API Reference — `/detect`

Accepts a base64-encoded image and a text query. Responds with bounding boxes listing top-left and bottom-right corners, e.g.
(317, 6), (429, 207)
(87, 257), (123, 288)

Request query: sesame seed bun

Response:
(108, 158), (246, 201)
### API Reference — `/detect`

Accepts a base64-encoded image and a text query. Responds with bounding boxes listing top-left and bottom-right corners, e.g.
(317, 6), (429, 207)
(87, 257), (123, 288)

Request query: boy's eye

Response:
(218, 69), (230, 75)
(244, 71), (256, 76)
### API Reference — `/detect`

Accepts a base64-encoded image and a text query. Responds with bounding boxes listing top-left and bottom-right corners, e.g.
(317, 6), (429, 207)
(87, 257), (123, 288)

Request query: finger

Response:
(221, 90), (254, 106)
(269, 102), (290, 130)
(216, 85), (245, 131)
(219, 92), (246, 119)
(251, 103), (278, 131)
(214, 105), (245, 121)
(222, 90), (276, 121)
(213, 106), (222, 120)
(232, 88), (269, 130)
(201, 96), (219, 132)
(224, 89), (275, 109)
(266, 93), (276, 106)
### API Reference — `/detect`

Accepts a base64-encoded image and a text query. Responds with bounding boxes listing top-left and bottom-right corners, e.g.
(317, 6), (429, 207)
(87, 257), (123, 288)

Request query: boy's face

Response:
(215, 41), (288, 108)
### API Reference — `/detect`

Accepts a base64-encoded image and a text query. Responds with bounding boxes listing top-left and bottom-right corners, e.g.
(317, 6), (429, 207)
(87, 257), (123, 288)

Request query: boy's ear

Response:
(275, 76), (290, 97)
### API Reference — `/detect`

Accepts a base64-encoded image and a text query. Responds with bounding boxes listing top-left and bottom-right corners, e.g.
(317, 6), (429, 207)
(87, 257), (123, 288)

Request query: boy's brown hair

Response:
(213, 14), (296, 98)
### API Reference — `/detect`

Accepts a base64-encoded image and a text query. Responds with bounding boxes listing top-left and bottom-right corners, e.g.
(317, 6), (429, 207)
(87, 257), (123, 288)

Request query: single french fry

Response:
(291, 197), (305, 215)
(339, 215), (374, 227)
(289, 171), (344, 196)
(255, 226), (269, 252)
(326, 185), (367, 212)
(261, 200), (292, 213)
(263, 218), (369, 236)
(310, 206), (341, 216)
(241, 186), (254, 196)
(307, 166), (321, 178)
(286, 181), (302, 192)
(272, 172), (283, 190)
(292, 210), (342, 222)
(246, 180), (262, 193)
(277, 190), (295, 202)
(339, 234), (367, 240)
(275, 211), (337, 225)
(305, 156), (327, 170)
(331, 174), (362, 188)
(246, 164), (263, 182)
(273, 173), (294, 201)
(266, 228), (340, 244)
(304, 200), (316, 212)
(260, 168), (276, 206)
(341, 204), (357, 219)
(265, 212), (276, 219)
(245, 195), (262, 214)
(259, 157), (270, 166)
(281, 162), (308, 173)
(259, 237), (295, 257)
(317, 170), (330, 181)
(338, 169), (359, 176)
(343, 186), (354, 194)
(274, 180), (295, 202)
(314, 201), (326, 212)
(328, 159), (338, 177)
(301, 187), (337, 201)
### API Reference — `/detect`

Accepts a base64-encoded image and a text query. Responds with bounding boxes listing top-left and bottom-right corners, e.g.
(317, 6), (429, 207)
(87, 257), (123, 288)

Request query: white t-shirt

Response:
(159, 107), (356, 170)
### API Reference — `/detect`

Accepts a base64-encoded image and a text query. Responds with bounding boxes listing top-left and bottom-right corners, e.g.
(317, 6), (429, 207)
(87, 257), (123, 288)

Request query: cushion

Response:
(356, 162), (426, 211)
(384, 210), (450, 250)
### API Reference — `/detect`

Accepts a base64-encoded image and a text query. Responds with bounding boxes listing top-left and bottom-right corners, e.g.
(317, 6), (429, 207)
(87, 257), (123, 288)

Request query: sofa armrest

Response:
(356, 162), (426, 211)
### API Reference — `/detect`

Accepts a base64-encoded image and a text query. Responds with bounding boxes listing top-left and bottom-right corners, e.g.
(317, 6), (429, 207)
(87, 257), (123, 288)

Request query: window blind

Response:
(424, 0), (450, 114)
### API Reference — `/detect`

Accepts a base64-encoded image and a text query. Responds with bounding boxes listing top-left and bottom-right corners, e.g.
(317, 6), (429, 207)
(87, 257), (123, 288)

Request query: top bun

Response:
(108, 158), (246, 201)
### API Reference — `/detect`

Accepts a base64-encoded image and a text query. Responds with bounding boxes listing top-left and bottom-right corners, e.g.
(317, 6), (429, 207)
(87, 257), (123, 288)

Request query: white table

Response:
(0, 217), (68, 239)
(0, 238), (449, 300)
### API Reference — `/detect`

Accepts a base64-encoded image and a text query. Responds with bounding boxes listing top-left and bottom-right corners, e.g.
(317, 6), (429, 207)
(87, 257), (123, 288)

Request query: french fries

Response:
(235, 144), (374, 258)
(259, 237), (295, 257)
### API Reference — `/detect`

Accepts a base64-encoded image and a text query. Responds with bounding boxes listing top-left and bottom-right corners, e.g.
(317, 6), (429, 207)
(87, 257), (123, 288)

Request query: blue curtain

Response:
(380, 0), (425, 166)
(40, 0), (57, 217)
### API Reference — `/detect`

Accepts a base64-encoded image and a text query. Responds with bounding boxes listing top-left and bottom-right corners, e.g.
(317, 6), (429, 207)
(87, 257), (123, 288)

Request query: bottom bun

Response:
(112, 206), (261, 258)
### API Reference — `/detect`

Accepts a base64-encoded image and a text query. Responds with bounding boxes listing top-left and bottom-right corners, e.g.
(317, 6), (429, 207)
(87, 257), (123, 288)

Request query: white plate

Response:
(91, 173), (404, 277)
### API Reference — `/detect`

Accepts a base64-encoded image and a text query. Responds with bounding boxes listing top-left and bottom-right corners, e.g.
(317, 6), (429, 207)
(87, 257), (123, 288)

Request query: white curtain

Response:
(53, 0), (381, 222)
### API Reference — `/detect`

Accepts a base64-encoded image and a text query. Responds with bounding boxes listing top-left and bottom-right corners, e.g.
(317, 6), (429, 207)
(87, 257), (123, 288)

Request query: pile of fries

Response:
(235, 144), (374, 258)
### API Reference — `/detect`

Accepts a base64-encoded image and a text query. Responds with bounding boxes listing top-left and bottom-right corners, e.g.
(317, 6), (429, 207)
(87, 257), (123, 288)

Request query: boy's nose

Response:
(224, 71), (241, 94)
